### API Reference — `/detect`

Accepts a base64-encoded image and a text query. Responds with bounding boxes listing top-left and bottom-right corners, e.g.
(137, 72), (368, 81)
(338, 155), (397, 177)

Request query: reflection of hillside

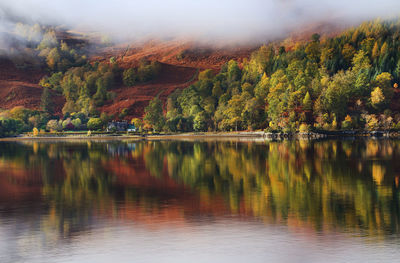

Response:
(0, 140), (400, 241)
(0, 143), (43, 203)
(0, 173), (42, 204)
(103, 150), (236, 223)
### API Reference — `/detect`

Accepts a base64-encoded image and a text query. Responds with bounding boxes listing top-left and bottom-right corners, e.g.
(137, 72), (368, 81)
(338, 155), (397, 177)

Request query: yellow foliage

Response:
(380, 42), (388, 56)
(269, 121), (277, 130)
(366, 115), (379, 130)
(371, 42), (380, 59)
(299, 123), (309, 132)
(331, 118), (338, 130)
(198, 69), (214, 80)
(371, 87), (385, 106)
(261, 72), (268, 81)
(32, 127), (39, 137)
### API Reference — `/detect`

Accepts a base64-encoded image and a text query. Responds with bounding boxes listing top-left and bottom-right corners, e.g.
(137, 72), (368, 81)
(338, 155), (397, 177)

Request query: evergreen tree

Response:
(40, 87), (53, 114)
(302, 92), (312, 111)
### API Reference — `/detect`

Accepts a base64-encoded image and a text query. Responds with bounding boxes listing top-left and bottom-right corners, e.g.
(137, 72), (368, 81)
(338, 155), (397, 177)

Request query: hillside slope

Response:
(97, 41), (255, 118)
(0, 38), (254, 118)
(93, 40), (256, 69)
(0, 22), (343, 120)
(0, 57), (65, 114)
(100, 62), (198, 117)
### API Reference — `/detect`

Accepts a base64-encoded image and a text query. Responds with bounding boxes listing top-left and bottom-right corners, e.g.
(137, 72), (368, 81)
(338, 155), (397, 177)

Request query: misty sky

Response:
(1, 0), (400, 42)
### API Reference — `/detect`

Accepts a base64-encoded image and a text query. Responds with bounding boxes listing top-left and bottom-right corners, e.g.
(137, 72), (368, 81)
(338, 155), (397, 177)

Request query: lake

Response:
(1, 138), (400, 263)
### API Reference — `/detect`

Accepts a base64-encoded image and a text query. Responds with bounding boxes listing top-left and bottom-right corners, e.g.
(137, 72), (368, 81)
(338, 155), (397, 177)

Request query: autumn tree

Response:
(87, 118), (104, 131)
(371, 87), (385, 109)
(40, 87), (54, 114)
(302, 92), (312, 111)
(374, 72), (393, 102)
(131, 118), (143, 132)
(224, 95), (244, 131)
(144, 97), (165, 132)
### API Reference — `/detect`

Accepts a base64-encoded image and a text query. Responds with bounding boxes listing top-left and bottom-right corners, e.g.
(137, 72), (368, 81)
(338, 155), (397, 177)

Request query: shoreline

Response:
(0, 130), (399, 142)
(0, 132), (265, 142)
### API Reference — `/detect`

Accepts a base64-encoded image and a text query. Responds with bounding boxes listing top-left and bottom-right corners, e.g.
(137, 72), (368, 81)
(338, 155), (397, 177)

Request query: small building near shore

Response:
(106, 121), (136, 132)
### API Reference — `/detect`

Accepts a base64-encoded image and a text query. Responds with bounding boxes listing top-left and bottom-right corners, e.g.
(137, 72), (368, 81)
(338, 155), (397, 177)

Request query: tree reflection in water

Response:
(0, 139), (400, 241)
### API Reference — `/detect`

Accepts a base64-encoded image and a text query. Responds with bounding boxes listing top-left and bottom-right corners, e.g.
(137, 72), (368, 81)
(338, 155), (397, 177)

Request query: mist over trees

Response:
(4, 19), (400, 136)
(145, 19), (400, 133)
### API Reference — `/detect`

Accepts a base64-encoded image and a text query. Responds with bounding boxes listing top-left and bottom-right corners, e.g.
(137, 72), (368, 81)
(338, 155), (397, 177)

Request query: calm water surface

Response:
(1, 139), (400, 262)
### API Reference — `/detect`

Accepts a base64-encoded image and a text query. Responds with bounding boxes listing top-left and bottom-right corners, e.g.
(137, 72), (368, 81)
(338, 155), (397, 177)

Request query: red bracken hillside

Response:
(92, 39), (256, 69)
(0, 57), (65, 114)
(100, 62), (199, 118)
(0, 37), (255, 119)
(0, 20), (347, 119)
(96, 40), (256, 118)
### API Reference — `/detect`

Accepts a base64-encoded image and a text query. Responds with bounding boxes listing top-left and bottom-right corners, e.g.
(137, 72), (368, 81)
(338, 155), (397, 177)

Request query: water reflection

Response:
(1, 139), (400, 261)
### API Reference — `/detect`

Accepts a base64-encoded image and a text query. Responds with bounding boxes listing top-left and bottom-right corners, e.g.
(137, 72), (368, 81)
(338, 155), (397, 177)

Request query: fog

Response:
(0, 0), (400, 44)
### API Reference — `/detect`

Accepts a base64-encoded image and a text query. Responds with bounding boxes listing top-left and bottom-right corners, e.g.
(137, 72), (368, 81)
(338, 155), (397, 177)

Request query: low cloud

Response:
(0, 0), (400, 44)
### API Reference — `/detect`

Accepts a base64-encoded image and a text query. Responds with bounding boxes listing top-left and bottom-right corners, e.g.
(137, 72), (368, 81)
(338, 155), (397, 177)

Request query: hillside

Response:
(95, 40), (256, 69)
(0, 22), (340, 121)
(0, 57), (65, 114)
(96, 40), (256, 118)
(3, 19), (400, 135)
(0, 33), (255, 119)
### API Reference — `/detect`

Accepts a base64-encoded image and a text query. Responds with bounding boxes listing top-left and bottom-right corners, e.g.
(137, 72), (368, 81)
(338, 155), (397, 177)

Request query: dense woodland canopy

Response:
(3, 19), (400, 136)
(159, 19), (400, 133)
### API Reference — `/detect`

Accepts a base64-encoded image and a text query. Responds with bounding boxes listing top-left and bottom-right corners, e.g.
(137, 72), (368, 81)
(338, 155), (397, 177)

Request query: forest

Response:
(154, 19), (400, 133)
(2, 19), (400, 136)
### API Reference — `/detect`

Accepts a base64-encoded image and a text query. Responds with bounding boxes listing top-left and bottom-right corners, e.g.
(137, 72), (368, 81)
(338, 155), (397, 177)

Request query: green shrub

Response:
(87, 118), (103, 131)
(71, 118), (82, 130)
(46, 119), (62, 132)
(123, 68), (137, 86)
